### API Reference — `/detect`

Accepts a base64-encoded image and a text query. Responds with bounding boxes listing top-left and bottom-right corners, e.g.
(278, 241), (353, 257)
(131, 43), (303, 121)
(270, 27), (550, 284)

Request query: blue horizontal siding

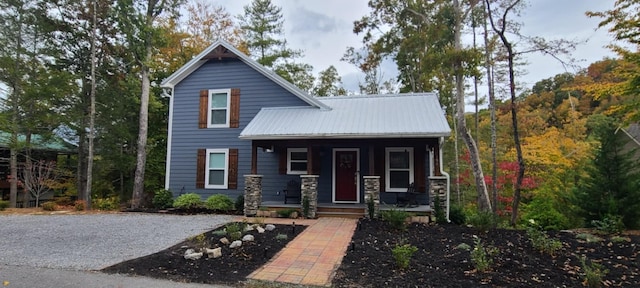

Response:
(168, 58), (309, 200)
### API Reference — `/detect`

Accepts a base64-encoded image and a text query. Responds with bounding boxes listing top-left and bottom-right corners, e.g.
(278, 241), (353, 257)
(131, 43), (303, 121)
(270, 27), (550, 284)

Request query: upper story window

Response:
(385, 147), (414, 192)
(287, 148), (308, 174)
(208, 89), (231, 128)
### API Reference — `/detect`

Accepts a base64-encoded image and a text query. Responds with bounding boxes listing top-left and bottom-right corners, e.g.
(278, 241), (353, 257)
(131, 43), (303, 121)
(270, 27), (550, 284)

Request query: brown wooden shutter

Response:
(199, 90), (208, 128)
(375, 146), (385, 191)
(279, 148), (287, 175)
(228, 148), (238, 189)
(196, 149), (206, 188)
(230, 88), (240, 128)
(415, 147), (426, 192)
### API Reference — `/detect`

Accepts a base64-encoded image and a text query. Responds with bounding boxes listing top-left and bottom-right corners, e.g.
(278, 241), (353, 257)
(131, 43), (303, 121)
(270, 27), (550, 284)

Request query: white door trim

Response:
(332, 148), (360, 203)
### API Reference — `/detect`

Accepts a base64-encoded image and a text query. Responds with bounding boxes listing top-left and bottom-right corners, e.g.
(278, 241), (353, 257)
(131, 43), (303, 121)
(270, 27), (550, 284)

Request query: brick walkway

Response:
(246, 217), (358, 287)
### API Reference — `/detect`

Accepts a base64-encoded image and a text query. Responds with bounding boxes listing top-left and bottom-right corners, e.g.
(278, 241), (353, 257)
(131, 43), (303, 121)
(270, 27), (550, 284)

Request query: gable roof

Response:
(239, 93), (451, 140)
(160, 39), (330, 110)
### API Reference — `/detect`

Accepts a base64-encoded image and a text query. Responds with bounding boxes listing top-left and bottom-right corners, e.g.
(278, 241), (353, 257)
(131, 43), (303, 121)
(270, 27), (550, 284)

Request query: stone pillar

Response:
(429, 176), (448, 216)
(364, 176), (380, 218)
(244, 175), (263, 217)
(300, 175), (319, 218)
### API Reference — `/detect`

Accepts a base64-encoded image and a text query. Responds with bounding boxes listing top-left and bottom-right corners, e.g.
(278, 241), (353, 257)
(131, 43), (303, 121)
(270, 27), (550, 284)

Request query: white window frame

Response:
(385, 147), (414, 192)
(205, 148), (228, 189)
(207, 89), (231, 128)
(287, 148), (308, 175)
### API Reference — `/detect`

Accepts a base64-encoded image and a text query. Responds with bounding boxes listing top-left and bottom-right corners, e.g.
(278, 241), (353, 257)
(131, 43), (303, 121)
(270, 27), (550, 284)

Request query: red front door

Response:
(334, 150), (358, 202)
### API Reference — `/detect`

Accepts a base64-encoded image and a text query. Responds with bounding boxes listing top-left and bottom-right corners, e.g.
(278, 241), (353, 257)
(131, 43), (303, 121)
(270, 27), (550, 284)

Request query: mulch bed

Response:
(333, 218), (640, 288)
(101, 222), (306, 286)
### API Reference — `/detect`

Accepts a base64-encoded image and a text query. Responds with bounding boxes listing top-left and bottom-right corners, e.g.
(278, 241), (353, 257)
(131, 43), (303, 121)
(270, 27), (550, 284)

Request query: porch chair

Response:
(396, 183), (419, 208)
(283, 180), (301, 204)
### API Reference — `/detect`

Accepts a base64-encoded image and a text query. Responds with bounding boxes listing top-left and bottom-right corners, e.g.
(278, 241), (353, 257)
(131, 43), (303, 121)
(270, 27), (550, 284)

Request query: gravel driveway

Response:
(0, 213), (233, 270)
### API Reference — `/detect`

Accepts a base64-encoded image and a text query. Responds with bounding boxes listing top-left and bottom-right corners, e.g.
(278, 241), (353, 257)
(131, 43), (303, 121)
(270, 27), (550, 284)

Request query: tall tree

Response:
(238, 0), (297, 68)
(117, 0), (184, 208)
(574, 115), (640, 229)
(587, 0), (640, 122)
(312, 65), (347, 96)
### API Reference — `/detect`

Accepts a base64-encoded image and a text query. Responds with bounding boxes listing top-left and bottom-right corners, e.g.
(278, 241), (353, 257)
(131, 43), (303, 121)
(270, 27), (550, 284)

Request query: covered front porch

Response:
(243, 137), (449, 219)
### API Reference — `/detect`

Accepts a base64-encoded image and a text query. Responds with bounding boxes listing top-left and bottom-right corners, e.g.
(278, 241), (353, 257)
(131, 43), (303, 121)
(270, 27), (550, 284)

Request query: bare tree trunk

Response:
(131, 46), (152, 208)
(85, 0), (98, 210)
(485, 0), (525, 226)
(453, 0), (492, 212)
(482, 0), (498, 216)
(9, 6), (24, 208)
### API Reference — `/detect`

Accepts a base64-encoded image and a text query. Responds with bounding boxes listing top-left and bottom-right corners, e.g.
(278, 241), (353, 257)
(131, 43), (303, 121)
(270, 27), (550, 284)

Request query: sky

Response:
(213, 0), (620, 95)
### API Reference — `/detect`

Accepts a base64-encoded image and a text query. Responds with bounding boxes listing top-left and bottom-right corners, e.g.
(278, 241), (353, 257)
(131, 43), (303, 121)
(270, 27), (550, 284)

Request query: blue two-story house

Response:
(161, 40), (451, 218)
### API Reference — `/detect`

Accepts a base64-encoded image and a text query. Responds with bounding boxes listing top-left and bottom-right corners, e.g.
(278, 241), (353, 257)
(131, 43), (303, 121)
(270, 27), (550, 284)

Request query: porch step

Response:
(316, 206), (365, 219)
(316, 211), (364, 219)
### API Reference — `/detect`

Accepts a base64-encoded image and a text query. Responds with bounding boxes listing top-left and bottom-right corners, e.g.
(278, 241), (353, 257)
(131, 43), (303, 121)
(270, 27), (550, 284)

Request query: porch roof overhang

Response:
(239, 93), (451, 140)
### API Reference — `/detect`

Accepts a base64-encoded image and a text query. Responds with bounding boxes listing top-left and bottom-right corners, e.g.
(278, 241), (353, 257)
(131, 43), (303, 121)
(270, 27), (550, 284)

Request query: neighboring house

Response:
(161, 40), (452, 217)
(0, 131), (76, 206)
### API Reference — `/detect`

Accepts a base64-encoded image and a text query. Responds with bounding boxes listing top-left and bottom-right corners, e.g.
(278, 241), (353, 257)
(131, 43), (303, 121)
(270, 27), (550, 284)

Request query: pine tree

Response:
(574, 115), (640, 229)
(238, 0), (298, 68)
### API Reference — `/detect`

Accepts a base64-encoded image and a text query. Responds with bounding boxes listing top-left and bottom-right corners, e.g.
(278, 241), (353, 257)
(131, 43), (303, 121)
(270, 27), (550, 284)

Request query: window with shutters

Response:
(385, 147), (414, 192)
(208, 89), (230, 128)
(287, 148), (308, 174)
(205, 149), (228, 189)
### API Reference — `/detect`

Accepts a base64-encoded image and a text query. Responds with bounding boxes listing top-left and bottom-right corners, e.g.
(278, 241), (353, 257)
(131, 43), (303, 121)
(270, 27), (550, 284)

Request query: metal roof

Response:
(0, 131), (76, 152)
(160, 39), (330, 110)
(239, 93), (451, 139)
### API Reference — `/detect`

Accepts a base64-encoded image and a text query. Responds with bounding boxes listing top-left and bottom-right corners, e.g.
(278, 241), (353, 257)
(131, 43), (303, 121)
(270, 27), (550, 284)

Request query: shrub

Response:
(275, 233), (288, 240)
(392, 243), (418, 269)
(173, 193), (203, 209)
(449, 204), (466, 225)
(526, 220), (563, 256)
(576, 233), (603, 243)
(470, 236), (498, 272)
(591, 215), (624, 235)
(235, 195), (244, 213)
(93, 196), (120, 211)
(152, 189), (174, 209)
(42, 202), (56, 211)
(0, 200), (9, 211)
(521, 197), (570, 230)
(366, 196), (375, 219)
(433, 195), (447, 224)
(580, 255), (608, 288)
(277, 208), (297, 218)
(225, 222), (243, 241)
(74, 200), (86, 211)
(467, 211), (496, 233)
(381, 209), (409, 231)
(205, 194), (234, 212)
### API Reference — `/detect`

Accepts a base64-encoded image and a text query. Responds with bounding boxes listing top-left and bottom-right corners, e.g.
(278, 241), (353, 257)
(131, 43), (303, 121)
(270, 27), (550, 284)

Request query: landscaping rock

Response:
(206, 247), (222, 259)
(256, 226), (265, 233)
(265, 224), (276, 231)
(184, 252), (203, 260)
(244, 225), (254, 231)
(184, 248), (195, 255)
(220, 237), (229, 245)
(242, 234), (255, 242)
(230, 240), (242, 248)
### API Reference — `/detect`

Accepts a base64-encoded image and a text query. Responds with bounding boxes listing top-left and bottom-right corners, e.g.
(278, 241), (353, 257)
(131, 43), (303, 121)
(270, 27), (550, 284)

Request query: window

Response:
(208, 89), (230, 128)
(385, 147), (414, 192)
(287, 148), (308, 174)
(205, 149), (228, 189)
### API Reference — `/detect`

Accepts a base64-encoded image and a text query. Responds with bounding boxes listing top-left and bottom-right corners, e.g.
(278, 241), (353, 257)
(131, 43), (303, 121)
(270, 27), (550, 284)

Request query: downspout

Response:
(163, 87), (174, 190)
(439, 136), (451, 222)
